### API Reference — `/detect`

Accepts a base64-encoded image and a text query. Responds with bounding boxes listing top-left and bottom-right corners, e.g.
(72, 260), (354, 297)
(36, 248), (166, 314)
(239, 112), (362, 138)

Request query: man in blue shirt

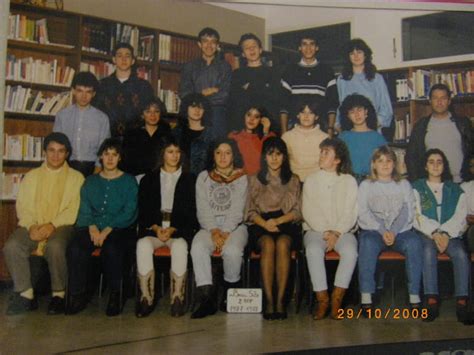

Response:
(54, 72), (110, 177)
(179, 28), (232, 139)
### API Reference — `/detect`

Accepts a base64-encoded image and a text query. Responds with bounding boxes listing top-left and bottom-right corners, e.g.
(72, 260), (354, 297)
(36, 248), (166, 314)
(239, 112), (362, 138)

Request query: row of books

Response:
(393, 113), (412, 142)
(395, 69), (474, 101)
(82, 22), (155, 61)
(3, 134), (45, 162)
(1, 173), (25, 201)
(158, 34), (201, 64)
(6, 55), (76, 87)
(80, 61), (115, 80)
(158, 88), (181, 114)
(8, 14), (49, 44)
(5, 85), (71, 116)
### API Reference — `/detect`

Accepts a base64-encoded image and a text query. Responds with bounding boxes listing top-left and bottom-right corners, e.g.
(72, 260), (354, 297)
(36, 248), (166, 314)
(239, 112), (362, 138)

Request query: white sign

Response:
(226, 288), (262, 313)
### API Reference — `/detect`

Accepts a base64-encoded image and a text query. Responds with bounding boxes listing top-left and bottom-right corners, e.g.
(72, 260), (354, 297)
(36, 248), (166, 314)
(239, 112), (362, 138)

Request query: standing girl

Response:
(358, 146), (422, 314)
(337, 38), (393, 131)
(413, 149), (469, 322)
(246, 137), (301, 320)
(282, 101), (329, 182)
(135, 138), (198, 318)
(228, 104), (276, 175)
(339, 94), (386, 181)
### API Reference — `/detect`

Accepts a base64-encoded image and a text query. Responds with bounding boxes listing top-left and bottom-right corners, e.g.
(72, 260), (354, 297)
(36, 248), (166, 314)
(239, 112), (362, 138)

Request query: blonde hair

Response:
(368, 145), (402, 182)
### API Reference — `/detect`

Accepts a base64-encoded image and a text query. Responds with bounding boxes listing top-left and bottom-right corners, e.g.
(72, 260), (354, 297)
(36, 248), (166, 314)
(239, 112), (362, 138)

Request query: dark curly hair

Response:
(341, 38), (377, 81)
(258, 137), (293, 185)
(319, 138), (353, 175)
(422, 148), (453, 182)
(154, 136), (188, 173)
(339, 94), (378, 131)
(178, 93), (211, 128)
(234, 102), (270, 139)
(206, 138), (244, 172)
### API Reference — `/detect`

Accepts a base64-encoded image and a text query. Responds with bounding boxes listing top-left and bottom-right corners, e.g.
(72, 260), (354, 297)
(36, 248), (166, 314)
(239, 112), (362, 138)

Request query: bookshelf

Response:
(381, 60), (474, 144)
(1, 1), (256, 281)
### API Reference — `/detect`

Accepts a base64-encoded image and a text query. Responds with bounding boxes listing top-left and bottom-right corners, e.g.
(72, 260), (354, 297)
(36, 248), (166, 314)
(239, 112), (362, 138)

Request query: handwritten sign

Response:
(226, 288), (262, 313)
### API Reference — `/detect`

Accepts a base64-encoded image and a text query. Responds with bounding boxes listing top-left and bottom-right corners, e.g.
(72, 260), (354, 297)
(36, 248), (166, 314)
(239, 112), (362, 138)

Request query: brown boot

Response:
(136, 270), (155, 318)
(330, 287), (346, 319)
(170, 271), (187, 317)
(313, 290), (329, 320)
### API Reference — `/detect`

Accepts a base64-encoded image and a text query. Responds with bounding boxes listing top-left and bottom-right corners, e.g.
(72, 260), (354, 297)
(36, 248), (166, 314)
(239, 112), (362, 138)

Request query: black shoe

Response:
(67, 293), (88, 315)
(171, 297), (185, 317)
(47, 296), (65, 315)
(274, 311), (288, 320)
(422, 296), (439, 322)
(456, 297), (469, 323)
(360, 303), (372, 318)
(6, 294), (38, 315)
(136, 298), (154, 318)
(220, 281), (240, 313)
(106, 291), (122, 317)
(410, 302), (422, 311)
(263, 312), (275, 320)
(191, 297), (217, 319)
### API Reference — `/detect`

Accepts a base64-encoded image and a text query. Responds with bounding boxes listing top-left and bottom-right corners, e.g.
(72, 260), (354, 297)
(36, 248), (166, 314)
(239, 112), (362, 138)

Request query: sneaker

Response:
(47, 296), (65, 315)
(6, 294), (38, 315)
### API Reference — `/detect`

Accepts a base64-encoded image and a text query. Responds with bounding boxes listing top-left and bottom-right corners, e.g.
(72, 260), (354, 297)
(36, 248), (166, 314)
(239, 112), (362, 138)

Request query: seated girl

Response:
(228, 104), (276, 175)
(122, 97), (172, 180)
(190, 138), (248, 319)
(413, 149), (469, 322)
(338, 94), (386, 182)
(358, 146), (422, 315)
(282, 101), (329, 182)
(303, 138), (358, 320)
(246, 137), (301, 320)
(173, 93), (214, 176)
(67, 138), (138, 317)
(135, 138), (198, 318)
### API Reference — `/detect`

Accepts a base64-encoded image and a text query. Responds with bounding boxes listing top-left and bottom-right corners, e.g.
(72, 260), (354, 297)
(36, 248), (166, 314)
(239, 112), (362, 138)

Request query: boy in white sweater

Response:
(302, 138), (358, 320)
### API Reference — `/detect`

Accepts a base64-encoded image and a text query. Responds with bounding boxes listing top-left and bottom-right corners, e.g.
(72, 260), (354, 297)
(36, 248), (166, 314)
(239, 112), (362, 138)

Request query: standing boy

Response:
(179, 28), (232, 139)
(94, 43), (154, 138)
(280, 36), (339, 135)
(54, 72), (110, 177)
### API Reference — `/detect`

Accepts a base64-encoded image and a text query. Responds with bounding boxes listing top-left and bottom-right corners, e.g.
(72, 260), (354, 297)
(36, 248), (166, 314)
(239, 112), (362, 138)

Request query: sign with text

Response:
(226, 288), (262, 313)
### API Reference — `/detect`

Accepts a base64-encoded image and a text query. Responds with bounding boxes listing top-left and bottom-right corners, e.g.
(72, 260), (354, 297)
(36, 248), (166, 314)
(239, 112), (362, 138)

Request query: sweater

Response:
(282, 125), (329, 182)
(138, 170), (198, 242)
(76, 173), (138, 230)
(336, 72), (393, 128)
(228, 65), (283, 132)
(280, 59), (338, 126)
(302, 170), (358, 234)
(196, 170), (248, 233)
(413, 179), (466, 239)
(339, 130), (386, 177)
(16, 162), (84, 229)
(358, 179), (415, 235)
(228, 130), (276, 175)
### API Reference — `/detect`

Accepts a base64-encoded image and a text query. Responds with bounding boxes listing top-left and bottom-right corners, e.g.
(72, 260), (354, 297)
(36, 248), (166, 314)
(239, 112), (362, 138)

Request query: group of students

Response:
(3, 26), (473, 325)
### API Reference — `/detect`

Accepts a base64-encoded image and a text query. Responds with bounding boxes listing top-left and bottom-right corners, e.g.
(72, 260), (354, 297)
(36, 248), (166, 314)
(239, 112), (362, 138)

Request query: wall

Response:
(62, 0), (265, 46)
(211, 2), (474, 69)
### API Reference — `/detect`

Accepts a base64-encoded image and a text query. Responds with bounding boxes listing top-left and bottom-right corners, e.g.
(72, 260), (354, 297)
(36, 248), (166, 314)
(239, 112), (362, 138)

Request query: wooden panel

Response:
(0, 203), (18, 280)
(4, 119), (54, 136)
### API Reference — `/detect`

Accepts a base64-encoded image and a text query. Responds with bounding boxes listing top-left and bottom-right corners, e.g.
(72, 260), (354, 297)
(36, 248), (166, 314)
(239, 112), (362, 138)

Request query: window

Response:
(402, 12), (474, 61)
(270, 23), (350, 72)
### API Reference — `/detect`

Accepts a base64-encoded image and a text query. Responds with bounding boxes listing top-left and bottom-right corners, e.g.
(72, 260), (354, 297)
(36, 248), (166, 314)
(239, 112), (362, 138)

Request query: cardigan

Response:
(138, 170), (198, 243)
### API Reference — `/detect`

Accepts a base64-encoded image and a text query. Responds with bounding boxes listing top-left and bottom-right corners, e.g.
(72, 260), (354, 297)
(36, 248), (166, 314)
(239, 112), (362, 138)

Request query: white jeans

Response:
(136, 237), (188, 277)
(191, 225), (248, 287)
(304, 231), (358, 291)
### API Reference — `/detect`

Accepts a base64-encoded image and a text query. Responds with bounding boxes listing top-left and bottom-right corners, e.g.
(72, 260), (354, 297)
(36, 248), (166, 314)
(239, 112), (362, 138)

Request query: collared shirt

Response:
(179, 57), (232, 106)
(160, 167), (182, 211)
(53, 104), (110, 165)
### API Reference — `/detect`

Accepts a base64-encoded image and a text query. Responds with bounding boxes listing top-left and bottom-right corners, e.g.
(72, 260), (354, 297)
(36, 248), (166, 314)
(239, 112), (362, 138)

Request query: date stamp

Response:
(337, 307), (429, 320)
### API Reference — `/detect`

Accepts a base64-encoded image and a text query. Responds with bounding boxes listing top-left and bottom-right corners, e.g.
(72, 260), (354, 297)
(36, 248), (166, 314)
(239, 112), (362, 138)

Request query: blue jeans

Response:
(358, 230), (423, 296)
(422, 236), (469, 297)
(210, 105), (227, 139)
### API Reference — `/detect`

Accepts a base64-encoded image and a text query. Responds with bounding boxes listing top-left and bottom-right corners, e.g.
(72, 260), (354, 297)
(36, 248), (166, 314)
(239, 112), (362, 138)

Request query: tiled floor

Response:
(0, 288), (473, 354)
